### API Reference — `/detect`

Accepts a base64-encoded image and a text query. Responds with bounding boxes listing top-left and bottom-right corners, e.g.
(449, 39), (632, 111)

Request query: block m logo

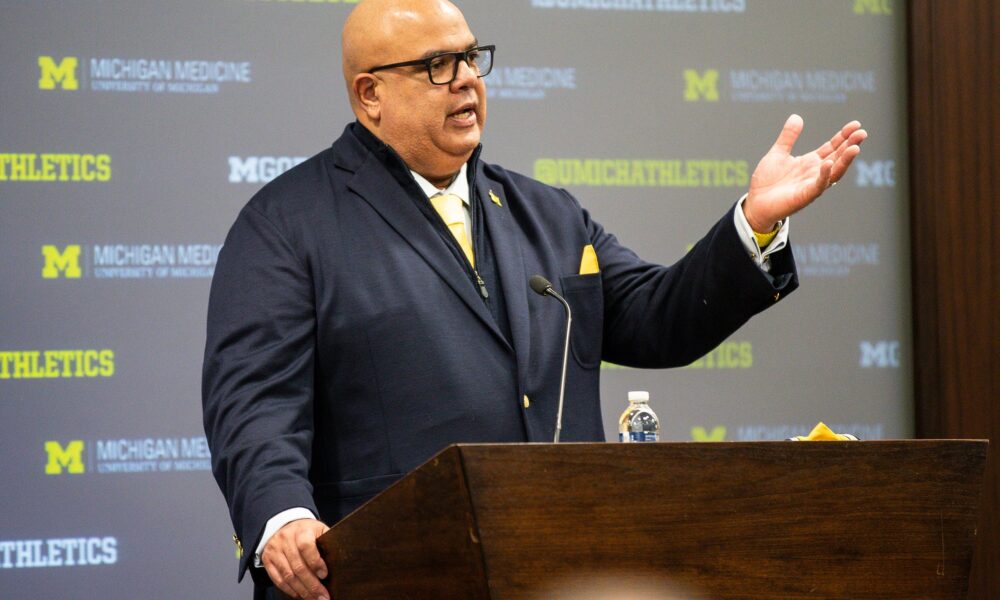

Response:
(45, 440), (86, 474)
(859, 340), (900, 368)
(691, 426), (727, 441)
(38, 56), (79, 90)
(684, 69), (719, 102)
(854, 0), (892, 15)
(855, 160), (896, 187)
(42, 245), (82, 279)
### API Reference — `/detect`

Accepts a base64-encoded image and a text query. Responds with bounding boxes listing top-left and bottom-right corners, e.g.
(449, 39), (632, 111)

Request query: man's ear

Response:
(353, 74), (381, 121)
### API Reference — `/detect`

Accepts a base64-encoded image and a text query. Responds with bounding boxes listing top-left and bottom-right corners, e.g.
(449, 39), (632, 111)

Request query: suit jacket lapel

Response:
(345, 151), (509, 347)
(477, 170), (531, 390)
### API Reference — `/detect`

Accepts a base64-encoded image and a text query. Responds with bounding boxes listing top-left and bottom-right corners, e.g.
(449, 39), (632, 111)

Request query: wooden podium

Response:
(314, 441), (987, 599)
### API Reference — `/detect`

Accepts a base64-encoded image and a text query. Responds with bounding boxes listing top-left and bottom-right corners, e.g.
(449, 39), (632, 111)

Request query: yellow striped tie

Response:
(430, 193), (474, 266)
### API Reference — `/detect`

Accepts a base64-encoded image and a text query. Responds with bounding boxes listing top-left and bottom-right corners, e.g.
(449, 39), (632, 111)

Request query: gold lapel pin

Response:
(489, 190), (502, 207)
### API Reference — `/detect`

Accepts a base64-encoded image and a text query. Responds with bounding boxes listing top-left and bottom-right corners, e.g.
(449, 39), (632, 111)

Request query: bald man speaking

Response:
(202, 0), (866, 598)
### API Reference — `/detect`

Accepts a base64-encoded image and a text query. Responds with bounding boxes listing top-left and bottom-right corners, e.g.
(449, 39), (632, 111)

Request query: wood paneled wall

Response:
(908, 1), (999, 597)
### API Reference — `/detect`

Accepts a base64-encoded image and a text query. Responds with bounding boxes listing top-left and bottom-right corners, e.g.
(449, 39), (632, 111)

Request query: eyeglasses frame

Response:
(367, 44), (496, 85)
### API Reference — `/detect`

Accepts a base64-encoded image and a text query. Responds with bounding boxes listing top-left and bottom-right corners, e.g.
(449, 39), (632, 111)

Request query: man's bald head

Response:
(339, 0), (488, 187)
(342, 0), (466, 99)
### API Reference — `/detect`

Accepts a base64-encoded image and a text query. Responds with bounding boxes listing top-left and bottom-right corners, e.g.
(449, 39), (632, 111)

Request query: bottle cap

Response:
(628, 391), (649, 403)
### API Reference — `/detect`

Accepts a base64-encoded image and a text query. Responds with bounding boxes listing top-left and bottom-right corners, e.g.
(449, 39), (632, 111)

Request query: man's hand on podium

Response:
(262, 518), (331, 600)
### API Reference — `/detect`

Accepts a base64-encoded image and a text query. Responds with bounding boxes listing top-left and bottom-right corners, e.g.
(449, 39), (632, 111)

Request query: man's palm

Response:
(744, 114), (867, 232)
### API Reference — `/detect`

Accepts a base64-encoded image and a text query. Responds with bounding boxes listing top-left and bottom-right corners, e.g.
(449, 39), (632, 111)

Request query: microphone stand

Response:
(529, 275), (573, 443)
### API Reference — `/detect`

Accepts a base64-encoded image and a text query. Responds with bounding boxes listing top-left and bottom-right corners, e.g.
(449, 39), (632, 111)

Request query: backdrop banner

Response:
(0, 1), (909, 597)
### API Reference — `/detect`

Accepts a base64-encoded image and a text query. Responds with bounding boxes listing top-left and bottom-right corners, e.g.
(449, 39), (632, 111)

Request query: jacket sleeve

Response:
(202, 203), (319, 582)
(586, 199), (798, 369)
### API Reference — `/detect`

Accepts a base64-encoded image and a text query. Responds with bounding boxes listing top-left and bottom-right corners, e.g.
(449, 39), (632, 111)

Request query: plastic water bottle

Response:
(618, 391), (660, 442)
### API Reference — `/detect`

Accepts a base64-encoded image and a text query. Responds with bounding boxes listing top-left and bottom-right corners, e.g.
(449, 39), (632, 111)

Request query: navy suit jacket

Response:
(202, 123), (797, 587)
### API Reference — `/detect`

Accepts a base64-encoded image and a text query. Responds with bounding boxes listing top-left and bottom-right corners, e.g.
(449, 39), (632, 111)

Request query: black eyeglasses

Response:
(368, 45), (495, 85)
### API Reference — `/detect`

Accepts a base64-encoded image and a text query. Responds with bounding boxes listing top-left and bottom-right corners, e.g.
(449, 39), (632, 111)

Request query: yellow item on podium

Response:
(790, 422), (859, 441)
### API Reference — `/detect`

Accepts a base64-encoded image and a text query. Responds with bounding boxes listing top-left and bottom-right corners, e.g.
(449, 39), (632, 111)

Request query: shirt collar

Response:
(411, 163), (469, 206)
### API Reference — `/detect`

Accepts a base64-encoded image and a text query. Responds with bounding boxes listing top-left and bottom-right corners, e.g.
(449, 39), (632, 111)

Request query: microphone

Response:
(529, 275), (573, 443)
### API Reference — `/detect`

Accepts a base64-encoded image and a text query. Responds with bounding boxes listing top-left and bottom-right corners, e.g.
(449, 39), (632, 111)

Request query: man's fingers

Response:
(264, 553), (312, 600)
(771, 113), (804, 154)
(805, 159), (834, 200)
(826, 129), (865, 179)
(298, 529), (328, 580)
(817, 120), (863, 159)
(267, 553), (329, 600)
(289, 556), (329, 600)
(829, 128), (867, 162)
(818, 160), (833, 189)
(829, 143), (863, 183)
(262, 519), (331, 599)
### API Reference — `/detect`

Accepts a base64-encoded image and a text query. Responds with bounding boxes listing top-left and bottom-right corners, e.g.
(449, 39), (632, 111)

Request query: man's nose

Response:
(450, 58), (478, 90)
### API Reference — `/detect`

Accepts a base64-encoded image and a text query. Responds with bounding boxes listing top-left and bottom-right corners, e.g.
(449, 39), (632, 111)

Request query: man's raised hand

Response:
(743, 114), (867, 233)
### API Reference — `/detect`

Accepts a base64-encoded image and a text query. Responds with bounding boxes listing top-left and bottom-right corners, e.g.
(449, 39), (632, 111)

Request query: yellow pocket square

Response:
(579, 244), (599, 275)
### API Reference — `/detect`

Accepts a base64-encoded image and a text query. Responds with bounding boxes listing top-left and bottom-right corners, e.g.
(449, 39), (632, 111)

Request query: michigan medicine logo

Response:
(684, 67), (876, 104)
(38, 54), (252, 95)
(485, 66), (577, 101)
(44, 436), (211, 475)
(42, 244), (221, 279)
(792, 242), (880, 278)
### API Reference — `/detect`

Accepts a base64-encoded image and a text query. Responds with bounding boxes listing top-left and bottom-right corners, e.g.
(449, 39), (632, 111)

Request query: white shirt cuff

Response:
(733, 194), (789, 272)
(253, 507), (317, 568)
